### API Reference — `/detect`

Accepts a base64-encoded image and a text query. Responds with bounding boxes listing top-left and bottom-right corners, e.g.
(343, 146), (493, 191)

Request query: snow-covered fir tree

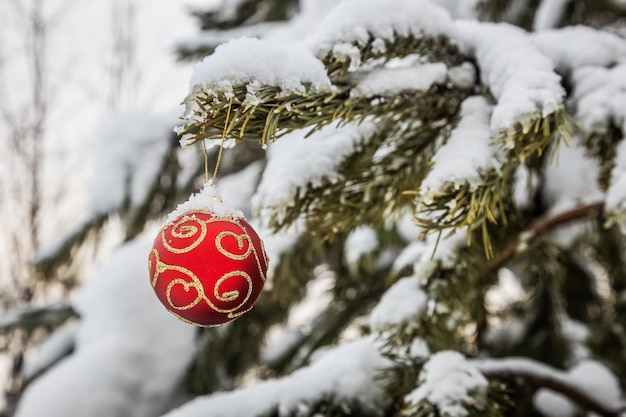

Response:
(6, 0), (626, 416)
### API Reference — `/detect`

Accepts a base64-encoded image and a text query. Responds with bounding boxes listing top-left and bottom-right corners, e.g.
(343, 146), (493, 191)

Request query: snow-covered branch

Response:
(472, 357), (625, 417)
(0, 303), (76, 333)
(164, 337), (392, 417)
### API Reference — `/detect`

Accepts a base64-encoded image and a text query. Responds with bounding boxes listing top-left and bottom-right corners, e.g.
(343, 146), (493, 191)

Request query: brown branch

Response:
(476, 201), (605, 285)
(472, 357), (624, 417)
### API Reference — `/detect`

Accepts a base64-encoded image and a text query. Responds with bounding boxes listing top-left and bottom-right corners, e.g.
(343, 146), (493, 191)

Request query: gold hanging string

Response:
(212, 94), (233, 185)
(202, 139), (210, 183)
(202, 92), (234, 186)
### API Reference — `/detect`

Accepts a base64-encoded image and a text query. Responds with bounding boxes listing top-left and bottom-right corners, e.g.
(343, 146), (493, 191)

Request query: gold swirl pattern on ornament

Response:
(151, 249), (206, 311)
(212, 271), (254, 318)
(161, 215), (208, 254)
(216, 231), (252, 260)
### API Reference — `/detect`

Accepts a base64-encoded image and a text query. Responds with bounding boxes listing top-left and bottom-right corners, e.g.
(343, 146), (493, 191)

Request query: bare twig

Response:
(476, 202), (605, 285)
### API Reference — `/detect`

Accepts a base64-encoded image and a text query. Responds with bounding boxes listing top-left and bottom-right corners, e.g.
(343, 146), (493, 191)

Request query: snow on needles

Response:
(307, 0), (456, 60)
(252, 121), (376, 225)
(369, 276), (427, 331)
(421, 96), (499, 195)
(405, 351), (488, 417)
(534, 360), (623, 417)
(351, 63), (448, 97)
(163, 336), (392, 417)
(188, 37), (332, 98)
(456, 21), (564, 139)
(533, 26), (626, 73)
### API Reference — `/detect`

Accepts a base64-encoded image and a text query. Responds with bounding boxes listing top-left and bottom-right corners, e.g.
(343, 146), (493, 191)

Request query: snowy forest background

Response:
(2, 0), (626, 416)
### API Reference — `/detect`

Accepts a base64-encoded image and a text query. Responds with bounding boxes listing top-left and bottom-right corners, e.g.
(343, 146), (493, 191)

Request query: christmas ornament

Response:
(148, 184), (268, 327)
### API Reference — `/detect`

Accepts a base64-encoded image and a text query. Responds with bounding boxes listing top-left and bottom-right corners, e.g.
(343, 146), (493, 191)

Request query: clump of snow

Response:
(485, 268), (525, 313)
(15, 240), (197, 417)
(542, 138), (604, 246)
(188, 37), (332, 98)
(167, 182), (244, 224)
(447, 62), (477, 89)
(512, 165), (540, 210)
(91, 111), (178, 215)
(533, 389), (578, 417)
(420, 96), (500, 195)
(533, 26), (626, 73)
(572, 63), (626, 133)
(533, 0), (570, 31)
(163, 337), (392, 417)
(533, 360), (623, 417)
(456, 21), (564, 137)
(405, 351), (488, 417)
(369, 276), (427, 331)
(607, 138), (626, 216)
(374, 333), (431, 362)
(344, 226), (379, 266)
(307, 0), (456, 59)
(350, 64), (447, 97)
(252, 121), (375, 226)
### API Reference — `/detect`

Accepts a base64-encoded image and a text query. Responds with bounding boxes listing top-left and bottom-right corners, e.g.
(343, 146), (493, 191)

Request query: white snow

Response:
(23, 323), (78, 381)
(456, 21), (564, 138)
(420, 96), (500, 196)
(405, 351), (488, 417)
(533, 360), (624, 417)
(533, 0), (570, 31)
(572, 63), (626, 133)
(369, 276), (427, 331)
(542, 138), (604, 246)
(188, 37), (332, 98)
(307, 0), (456, 59)
(344, 226), (379, 266)
(166, 182), (245, 224)
(163, 337), (392, 417)
(533, 26), (626, 73)
(91, 111), (178, 215)
(350, 64), (447, 97)
(607, 138), (626, 216)
(15, 240), (197, 417)
(533, 389), (578, 417)
(485, 268), (525, 313)
(252, 121), (376, 226)
(475, 357), (624, 413)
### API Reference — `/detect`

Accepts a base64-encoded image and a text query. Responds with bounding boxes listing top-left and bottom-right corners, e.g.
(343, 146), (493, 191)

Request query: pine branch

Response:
(473, 357), (624, 417)
(179, 81), (468, 148)
(320, 33), (464, 79)
(476, 201), (605, 285)
(0, 303), (76, 333)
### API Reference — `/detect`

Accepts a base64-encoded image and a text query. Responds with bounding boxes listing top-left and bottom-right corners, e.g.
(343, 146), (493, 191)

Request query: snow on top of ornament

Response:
(166, 183), (244, 224)
(188, 37), (333, 98)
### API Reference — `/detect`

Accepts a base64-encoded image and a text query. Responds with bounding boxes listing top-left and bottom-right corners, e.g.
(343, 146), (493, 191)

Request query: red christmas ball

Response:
(148, 211), (268, 327)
